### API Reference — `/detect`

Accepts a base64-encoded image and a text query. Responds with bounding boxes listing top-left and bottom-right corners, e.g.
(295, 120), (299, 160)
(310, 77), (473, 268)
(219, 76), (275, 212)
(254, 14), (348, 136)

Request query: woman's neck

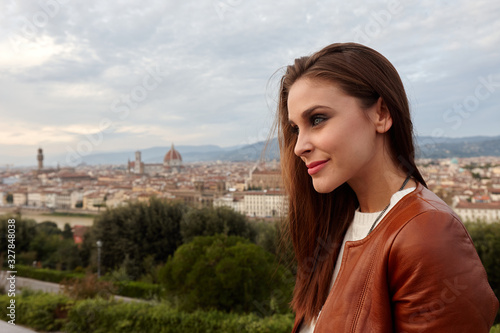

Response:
(348, 158), (415, 213)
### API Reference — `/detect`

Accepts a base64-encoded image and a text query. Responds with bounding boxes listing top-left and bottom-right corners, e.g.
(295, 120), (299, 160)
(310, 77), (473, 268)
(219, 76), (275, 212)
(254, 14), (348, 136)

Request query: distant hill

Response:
(67, 140), (279, 165)
(416, 135), (500, 158)
(54, 135), (500, 165)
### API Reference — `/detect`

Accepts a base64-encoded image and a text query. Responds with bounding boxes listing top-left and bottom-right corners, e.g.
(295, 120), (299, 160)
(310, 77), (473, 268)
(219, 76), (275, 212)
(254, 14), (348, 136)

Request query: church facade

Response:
(128, 143), (183, 175)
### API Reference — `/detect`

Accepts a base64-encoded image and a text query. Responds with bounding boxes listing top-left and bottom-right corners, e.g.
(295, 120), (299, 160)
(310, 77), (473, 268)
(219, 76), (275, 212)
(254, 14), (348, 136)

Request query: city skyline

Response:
(4, 133), (500, 168)
(1, 1), (499, 166)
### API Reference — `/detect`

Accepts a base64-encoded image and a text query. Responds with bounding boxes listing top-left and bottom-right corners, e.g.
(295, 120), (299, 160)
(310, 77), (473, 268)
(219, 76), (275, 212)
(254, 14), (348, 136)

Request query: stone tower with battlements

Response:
(37, 148), (44, 170)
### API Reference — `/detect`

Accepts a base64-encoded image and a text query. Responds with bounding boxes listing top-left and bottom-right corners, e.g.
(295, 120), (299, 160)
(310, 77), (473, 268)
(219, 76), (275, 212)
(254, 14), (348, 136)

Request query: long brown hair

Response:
(275, 42), (427, 323)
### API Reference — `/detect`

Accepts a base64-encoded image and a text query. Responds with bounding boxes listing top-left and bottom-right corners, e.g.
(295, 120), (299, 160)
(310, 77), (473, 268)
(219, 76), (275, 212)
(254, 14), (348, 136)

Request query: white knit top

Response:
(299, 186), (416, 333)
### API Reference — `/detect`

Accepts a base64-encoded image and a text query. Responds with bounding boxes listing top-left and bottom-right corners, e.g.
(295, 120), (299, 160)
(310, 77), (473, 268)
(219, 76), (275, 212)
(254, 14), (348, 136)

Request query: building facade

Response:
(454, 201), (500, 223)
(214, 190), (287, 217)
(128, 143), (183, 175)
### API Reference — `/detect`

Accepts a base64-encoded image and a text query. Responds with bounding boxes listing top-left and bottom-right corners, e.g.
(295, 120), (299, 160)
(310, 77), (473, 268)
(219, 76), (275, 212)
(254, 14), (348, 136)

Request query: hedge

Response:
(464, 222), (500, 324)
(15, 264), (84, 284)
(65, 298), (293, 333)
(2, 292), (499, 333)
(0, 292), (293, 333)
(0, 290), (72, 331)
(115, 280), (164, 300)
(13, 265), (162, 299)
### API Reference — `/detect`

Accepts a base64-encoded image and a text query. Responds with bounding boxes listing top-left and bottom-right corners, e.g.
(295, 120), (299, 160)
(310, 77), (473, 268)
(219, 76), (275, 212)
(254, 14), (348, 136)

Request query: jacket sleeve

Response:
(388, 210), (499, 332)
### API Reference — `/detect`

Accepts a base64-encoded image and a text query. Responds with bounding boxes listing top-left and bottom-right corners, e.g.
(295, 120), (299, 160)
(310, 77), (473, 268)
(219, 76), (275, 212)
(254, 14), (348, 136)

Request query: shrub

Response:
(15, 264), (162, 300)
(0, 216), (38, 264)
(159, 234), (293, 314)
(464, 222), (500, 324)
(64, 297), (294, 333)
(115, 280), (164, 299)
(91, 198), (187, 279)
(180, 206), (256, 243)
(0, 290), (72, 331)
(15, 264), (84, 283)
(61, 273), (116, 300)
(252, 219), (279, 255)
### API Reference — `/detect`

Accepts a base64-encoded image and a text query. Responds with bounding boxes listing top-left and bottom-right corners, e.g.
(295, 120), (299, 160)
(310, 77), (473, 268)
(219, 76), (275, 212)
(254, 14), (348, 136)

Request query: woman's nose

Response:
(294, 132), (313, 157)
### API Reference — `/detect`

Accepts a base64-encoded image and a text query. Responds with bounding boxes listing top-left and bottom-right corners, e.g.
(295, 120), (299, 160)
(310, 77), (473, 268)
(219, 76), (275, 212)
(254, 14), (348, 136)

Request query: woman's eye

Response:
(311, 116), (325, 126)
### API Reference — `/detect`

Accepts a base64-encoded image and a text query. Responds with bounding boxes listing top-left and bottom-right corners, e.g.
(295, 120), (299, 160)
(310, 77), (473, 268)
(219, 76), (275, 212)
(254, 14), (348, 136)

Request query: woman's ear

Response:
(373, 97), (392, 134)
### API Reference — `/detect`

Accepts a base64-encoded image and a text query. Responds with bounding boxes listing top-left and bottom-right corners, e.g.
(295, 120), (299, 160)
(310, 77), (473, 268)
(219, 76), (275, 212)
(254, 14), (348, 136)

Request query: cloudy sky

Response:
(1, 0), (499, 166)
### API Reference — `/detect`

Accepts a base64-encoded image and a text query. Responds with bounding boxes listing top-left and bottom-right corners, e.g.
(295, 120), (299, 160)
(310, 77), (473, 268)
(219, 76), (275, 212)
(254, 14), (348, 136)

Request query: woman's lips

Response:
(307, 160), (329, 175)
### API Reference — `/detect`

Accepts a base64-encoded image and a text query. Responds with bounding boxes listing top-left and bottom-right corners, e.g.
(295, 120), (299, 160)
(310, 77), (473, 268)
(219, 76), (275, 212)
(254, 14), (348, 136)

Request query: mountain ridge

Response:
(76, 135), (500, 165)
(5, 135), (500, 167)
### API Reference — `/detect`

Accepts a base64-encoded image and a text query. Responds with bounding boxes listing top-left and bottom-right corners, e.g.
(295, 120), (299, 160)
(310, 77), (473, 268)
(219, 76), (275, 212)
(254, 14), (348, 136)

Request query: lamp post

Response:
(96, 240), (102, 279)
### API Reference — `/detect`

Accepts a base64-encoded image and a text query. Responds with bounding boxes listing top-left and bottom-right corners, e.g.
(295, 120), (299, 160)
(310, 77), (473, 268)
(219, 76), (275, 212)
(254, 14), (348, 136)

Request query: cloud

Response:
(1, 0), (499, 165)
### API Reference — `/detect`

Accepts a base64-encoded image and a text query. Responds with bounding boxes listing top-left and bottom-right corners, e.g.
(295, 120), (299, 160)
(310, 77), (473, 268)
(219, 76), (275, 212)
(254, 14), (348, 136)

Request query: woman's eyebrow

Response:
(288, 105), (331, 125)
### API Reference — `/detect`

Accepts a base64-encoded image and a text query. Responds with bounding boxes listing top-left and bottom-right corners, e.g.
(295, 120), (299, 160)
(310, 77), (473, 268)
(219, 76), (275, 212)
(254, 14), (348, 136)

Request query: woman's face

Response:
(287, 78), (381, 193)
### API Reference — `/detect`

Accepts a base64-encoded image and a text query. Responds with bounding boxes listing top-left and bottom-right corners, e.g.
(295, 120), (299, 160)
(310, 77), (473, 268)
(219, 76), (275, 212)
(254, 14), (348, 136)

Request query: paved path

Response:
(11, 276), (61, 294)
(0, 320), (38, 333)
(0, 271), (144, 303)
(1, 272), (60, 332)
(0, 272), (145, 333)
(0, 271), (61, 295)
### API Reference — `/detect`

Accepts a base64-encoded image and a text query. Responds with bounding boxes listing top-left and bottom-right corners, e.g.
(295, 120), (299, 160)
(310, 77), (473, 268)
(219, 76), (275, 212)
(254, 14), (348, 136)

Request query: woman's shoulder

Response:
(406, 183), (454, 213)
(387, 182), (462, 232)
(385, 183), (480, 278)
(382, 182), (474, 258)
(385, 185), (499, 330)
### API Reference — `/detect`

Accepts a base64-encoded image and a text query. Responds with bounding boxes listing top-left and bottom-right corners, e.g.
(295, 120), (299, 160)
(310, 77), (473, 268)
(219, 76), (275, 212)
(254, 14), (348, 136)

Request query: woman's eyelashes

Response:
(290, 115), (327, 134)
(311, 114), (327, 127)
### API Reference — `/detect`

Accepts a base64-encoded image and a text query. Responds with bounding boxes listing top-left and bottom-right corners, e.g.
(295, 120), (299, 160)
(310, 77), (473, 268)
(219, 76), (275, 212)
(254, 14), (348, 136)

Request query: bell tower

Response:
(134, 151), (143, 174)
(37, 148), (44, 170)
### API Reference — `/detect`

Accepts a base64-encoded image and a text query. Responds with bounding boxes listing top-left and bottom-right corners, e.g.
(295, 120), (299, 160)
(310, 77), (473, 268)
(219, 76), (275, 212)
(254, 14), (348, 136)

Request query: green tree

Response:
(159, 234), (293, 314)
(252, 218), (297, 276)
(0, 216), (85, 270)
(471, 172), (482, 180)
(29, 233), (62, 267)
(62, 223), (74, 240)
(36, 221), (61, 235)
(26, 221), (64, 268)
(93, 203), (106, 211)
(253, 219), (279, 255)
(464, 221), (500, 323)
(51, 239), (83, 271)
(92, 197), (187, 279)
(0, 215), (38, 261)
(78, 229), (95, 269)
(180, 206), (256, 243)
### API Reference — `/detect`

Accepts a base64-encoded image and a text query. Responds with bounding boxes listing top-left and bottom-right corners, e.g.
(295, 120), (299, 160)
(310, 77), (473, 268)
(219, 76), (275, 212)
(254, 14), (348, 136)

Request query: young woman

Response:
(276, 42), (499, 332)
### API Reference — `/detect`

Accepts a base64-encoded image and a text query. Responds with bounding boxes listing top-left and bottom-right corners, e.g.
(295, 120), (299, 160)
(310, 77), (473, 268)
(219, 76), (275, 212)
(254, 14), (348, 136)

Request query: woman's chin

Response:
(312, 180), (339, 194)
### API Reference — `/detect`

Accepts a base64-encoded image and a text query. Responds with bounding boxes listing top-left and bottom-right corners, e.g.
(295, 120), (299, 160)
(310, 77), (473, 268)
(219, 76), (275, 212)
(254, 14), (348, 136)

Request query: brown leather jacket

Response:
(292, 183), (499, 332)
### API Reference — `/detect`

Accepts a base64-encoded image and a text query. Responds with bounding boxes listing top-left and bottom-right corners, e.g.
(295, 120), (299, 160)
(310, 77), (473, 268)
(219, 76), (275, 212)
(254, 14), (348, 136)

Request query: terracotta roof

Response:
(253, 169), (280, 174)
(164, 143), (182, 162)
(455, 201), (500, 210)
(473, 195), (491, 201)
(73, 225), (89, 244)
